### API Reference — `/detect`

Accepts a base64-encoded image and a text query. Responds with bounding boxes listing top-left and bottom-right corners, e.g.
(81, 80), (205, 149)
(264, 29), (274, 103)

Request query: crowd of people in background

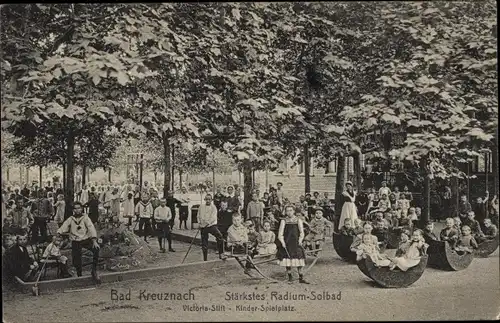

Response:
(2, 176), (499, 283)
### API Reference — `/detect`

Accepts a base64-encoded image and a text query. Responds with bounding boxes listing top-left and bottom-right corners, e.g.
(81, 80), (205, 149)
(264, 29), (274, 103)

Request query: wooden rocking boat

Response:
(332, 231), (357, 263)
(427, 240), (473, 271)
(360, 254), (429, 288)
(356, 256), (372, 279)
(473, 235), (499, 258)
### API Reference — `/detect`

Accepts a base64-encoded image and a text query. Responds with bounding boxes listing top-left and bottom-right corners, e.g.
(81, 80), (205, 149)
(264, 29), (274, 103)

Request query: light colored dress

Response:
(122, 198), (135, 218)
(351, 233), (390, 266)
(54, 200), (66, 224)
(391, 240), (427, 271)
(80, 189), (89, 205)
(338, 190), (358, 230)
(258, 230), (277, 255)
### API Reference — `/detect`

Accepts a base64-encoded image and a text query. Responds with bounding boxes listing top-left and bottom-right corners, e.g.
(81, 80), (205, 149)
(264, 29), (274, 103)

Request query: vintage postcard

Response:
(1, 2), (498, 322)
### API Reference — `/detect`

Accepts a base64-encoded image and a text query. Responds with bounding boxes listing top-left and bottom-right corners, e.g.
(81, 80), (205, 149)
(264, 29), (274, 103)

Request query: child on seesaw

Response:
(257, 220), (277, 255)
(339, 218), (356, 236)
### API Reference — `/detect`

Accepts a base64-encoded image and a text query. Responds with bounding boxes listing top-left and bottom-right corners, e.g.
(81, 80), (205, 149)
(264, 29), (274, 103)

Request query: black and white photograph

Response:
(1, 2), (498, 322)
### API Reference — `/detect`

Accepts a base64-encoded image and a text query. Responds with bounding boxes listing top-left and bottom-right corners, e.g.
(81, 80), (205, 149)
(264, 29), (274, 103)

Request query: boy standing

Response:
(246, 192), (264, 231)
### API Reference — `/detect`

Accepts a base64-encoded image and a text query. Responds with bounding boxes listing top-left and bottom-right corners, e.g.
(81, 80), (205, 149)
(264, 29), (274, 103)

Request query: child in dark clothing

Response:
(339, 218), (356, 236)
(372, 221), (388, 246)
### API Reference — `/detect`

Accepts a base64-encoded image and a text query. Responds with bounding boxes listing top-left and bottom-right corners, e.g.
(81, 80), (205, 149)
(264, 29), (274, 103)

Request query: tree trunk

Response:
(493, 132), (498, 196)
(82, 165), (87, 186)
(451, 176), (459, 218)
(179, 170), (183, 190)
(212, 168), (216, 195)
(304, 144), (311, 194)
(64, 132), (75, 220)
(39, 165), (43, 188)
(139, 153), (144, 191)
(108, 168), (112, 182)
(485, 152), (489, 192)
(466, 162), (470, 200)
(162, 134), (171, 199)
(171, 145), (175, 191)
(265, 167), (269, 192)
(62, 162), (66, 190)
(243, 160), (253, 215)
(154, 170), (158, 184)
(353, 152), (362, 191)
(334, 155), (346, 219)
(421, 158), (431, 226)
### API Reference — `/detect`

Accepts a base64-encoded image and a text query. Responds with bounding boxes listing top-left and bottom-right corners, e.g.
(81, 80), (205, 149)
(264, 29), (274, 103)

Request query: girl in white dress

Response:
(338, 181), (358, 230)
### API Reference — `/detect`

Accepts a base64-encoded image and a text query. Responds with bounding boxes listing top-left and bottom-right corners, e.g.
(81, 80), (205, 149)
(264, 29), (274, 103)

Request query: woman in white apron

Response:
(338, 181), (358, 230)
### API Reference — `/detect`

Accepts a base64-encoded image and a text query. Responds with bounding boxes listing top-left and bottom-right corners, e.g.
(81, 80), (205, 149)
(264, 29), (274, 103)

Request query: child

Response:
(482, 218), (498, 240)
(263, 210), (277, 231)
(109, 187), (121, 219)
(453, 217), (462, 233)
(153, 198), (174, 252)
(455, 225), (478, 254)
(227, 214), (249, 254)
(462, 211), (485, 241)
(247, 222), (260, 255)
(440, 218), (460, 247)
(378, 194), (391, 213)
(339, 218), (356, 236)
(85, 192), (100, 224)
(389, 229), (428, 271)
(384, 212), (396, 229)
(395, 229), (411, 257)
(304, 208), (333, 252)
(423, 222), (439, 243)
(372, 221), (389, 246)
(397, 193), (410, 218)
(246, 192), (264, 232)
(407, 207), (418, 223)
(372, 211), (387, 228)
(2, 234), (15, 256)
(353, 218), (364, 235)
(123, 192), (135, 227)
(277, 205), (308, 284)
(257, 220), (277, 255)
(350, 222), (389, 266)
(135, 193), (153, 243)
(42, 236), (71, 278)
(414, 207), (422, 227)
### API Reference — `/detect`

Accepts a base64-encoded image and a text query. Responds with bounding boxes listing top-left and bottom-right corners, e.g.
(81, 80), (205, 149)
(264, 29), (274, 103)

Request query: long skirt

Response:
(338, 202), (358, 230)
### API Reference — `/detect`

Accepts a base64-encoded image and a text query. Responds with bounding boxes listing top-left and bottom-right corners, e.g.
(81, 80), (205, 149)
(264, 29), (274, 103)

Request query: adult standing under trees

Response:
(30, 189), (53, 243)
(338, 181), (358, 230)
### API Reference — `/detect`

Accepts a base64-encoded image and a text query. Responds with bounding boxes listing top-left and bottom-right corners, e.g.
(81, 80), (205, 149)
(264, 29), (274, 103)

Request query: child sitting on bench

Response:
(247, 222), (260, 256)
(257, 220), (276, 255)
(227, 214), (249, 254)
(42, 236), (72, 278)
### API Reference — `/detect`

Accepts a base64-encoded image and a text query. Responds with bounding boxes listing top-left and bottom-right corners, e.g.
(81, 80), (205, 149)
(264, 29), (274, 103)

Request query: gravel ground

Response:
(3, 238), (499, 322)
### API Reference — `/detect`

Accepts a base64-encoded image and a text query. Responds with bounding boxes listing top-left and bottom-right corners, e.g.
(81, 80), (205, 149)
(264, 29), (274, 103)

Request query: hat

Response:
(345, 181), (353, 186)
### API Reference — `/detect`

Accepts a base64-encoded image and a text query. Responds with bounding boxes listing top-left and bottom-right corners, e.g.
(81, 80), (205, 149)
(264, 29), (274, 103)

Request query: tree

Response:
(1, 4), (179, 216)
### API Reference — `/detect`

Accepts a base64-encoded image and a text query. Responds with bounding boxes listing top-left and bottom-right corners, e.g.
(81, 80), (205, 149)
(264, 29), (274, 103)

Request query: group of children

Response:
(437, 214), (498, 254)
(349, 221), (428, 271)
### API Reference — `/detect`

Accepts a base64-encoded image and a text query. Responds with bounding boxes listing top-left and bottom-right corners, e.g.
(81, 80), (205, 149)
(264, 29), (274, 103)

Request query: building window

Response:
(298, 158), (314, 175)
(325, 159), (336, 174)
